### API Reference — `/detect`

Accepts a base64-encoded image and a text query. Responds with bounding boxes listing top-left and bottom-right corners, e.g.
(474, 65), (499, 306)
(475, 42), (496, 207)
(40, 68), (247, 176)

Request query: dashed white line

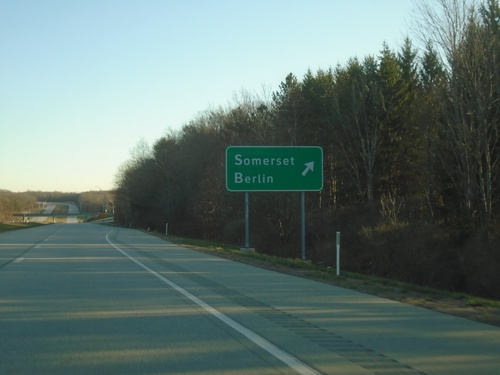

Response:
(13, 257), (24, 263)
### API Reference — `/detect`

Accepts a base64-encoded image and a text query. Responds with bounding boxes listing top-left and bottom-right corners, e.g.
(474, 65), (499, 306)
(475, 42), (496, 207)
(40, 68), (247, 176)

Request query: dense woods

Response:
(115, 0), (500, 298)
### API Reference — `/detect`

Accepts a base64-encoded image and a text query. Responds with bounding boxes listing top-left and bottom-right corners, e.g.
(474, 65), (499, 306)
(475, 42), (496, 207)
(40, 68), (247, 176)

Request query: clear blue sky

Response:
(1, 0), (417, 193)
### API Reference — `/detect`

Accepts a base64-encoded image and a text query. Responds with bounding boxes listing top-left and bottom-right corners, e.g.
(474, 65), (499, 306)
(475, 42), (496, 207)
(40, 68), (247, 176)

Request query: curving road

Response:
(29, 202), (80, 223)
(65, 202), (79, 223)
(29, 203), (56, 223)
(1, 224), (499, 374)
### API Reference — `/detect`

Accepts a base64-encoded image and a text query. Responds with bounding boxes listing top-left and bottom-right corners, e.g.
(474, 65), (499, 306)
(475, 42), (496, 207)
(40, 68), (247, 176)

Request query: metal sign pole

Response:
(239, 192), (255, 253)
(245, 192), (250, 248)
(301, 192), (306, 260)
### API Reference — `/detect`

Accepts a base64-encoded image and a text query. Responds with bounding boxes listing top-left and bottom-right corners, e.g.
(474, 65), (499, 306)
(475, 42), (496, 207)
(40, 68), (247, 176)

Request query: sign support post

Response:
(244, 192), (250, 249)
(301, 192), (306, 260)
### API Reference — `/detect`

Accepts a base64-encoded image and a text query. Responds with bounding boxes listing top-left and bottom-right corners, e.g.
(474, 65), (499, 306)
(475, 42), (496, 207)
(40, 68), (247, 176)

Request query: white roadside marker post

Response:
(336, 231), (341, 276)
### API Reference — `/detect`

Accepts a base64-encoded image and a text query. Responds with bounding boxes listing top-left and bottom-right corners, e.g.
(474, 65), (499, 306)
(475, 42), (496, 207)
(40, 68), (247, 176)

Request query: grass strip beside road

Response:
(0, 222), (45, 233)
(159, 233), (500, 328)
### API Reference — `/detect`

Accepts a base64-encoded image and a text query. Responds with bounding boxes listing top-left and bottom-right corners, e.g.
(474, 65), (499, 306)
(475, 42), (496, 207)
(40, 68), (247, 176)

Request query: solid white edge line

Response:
(106, 231), (321, 375)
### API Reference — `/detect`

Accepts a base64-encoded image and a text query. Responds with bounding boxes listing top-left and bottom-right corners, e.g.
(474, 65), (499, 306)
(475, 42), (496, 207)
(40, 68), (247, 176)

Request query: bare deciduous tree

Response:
(414, 0), (500, 232)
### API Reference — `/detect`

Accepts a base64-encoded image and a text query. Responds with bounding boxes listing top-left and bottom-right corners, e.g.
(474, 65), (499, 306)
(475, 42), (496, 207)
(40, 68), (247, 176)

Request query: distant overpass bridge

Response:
(13, 213), (100, 222)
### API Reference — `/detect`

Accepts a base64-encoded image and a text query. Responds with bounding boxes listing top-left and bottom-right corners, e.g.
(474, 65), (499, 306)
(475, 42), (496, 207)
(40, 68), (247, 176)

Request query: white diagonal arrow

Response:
(302, 161), (314, 176)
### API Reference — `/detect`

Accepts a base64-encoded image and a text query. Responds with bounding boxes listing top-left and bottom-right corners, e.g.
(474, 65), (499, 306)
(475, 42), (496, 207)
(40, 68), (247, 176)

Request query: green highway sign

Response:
(226, 146), (323, 192)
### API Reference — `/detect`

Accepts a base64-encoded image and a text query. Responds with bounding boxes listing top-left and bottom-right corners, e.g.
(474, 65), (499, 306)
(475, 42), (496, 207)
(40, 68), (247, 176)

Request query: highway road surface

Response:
(25, 202), (80, 223)
(65, 202), (79, 223)
(1, 224), (499, 375)
(29, 203), (56, 223)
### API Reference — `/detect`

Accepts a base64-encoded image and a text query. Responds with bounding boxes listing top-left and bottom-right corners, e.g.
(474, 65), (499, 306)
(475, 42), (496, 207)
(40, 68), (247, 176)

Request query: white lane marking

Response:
(106, 232), (320, 375)
(13, 257), (24, 263)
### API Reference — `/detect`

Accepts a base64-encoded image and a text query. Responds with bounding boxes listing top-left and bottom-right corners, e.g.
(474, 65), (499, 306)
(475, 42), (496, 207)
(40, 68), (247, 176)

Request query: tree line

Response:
(115, 0), (500, 298)
(0, 190), (113, 221)
(0, 190), (37, 222)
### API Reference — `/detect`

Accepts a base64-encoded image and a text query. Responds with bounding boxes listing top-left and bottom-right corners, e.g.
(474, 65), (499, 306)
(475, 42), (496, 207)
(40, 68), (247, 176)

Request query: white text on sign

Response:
(234, 173), (273, 184)
(233, 154), (295, 186)
(234, 154), (295, 166)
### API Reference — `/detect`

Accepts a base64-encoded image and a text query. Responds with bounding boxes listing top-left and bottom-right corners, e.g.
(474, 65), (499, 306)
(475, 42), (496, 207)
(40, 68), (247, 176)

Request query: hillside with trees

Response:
(0, 190), (113, 221)
(114, 0), (500, 298)
(0, 190), (37, 222)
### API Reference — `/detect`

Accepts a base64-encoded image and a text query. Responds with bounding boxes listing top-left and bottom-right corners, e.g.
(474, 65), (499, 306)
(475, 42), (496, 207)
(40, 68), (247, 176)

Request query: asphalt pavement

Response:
(65, 202), (79, 223)
(29, 203), (56, 223)
(1, 224), (499, 375)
